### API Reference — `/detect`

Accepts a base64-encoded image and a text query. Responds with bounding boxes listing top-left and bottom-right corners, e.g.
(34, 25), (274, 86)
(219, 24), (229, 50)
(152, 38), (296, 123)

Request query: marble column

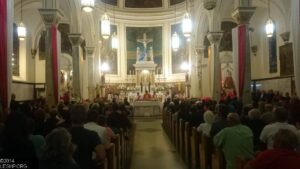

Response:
(232, 6), (256, 104)
(207, 32), (223, 101)
(86, 47), (95, 101)
(194, 46), (205, 97)
(68, 33), (84, 101)
(39, 9), (63, 106)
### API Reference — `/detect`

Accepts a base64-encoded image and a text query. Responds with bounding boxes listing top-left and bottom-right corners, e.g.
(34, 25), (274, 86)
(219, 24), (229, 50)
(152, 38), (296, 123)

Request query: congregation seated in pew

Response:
(214, 113), (254, 169)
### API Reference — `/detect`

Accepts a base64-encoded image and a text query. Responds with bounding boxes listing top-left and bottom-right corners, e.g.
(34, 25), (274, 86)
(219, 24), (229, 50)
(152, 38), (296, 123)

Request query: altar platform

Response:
(132, 100), (162, 117)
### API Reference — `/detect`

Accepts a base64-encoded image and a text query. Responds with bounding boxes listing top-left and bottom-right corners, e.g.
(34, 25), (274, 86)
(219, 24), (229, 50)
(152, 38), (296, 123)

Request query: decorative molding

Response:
(38, 9), (63, 28)
(68, 33), (84, 46)
(232, 7), (256, 25)
(85, 47), (96, 57)
(280, 31), (290, 44)
(207, 32), (223, 45)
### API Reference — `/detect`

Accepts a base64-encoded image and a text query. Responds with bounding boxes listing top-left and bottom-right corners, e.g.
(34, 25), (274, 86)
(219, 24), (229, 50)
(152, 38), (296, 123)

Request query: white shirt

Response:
(84, 122), (108, 144)
(260, 122), (297, 149)
(197, 123), (212, 137)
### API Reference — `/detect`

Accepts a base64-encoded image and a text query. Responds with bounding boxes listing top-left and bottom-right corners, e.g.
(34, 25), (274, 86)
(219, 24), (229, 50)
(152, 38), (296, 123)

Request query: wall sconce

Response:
(31, 48), (37, 59)
(251, 45), (258, 56)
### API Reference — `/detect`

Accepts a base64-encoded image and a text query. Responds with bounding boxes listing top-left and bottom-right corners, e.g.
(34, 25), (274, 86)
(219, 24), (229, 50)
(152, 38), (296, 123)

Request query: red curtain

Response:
(0, 0), (8, 115)
(51, 25), (59, 104)
(238, 25), (246, 98)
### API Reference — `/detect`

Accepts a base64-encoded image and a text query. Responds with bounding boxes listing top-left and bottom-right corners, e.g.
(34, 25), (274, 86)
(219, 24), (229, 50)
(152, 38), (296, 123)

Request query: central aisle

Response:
(130, 119), (187, 169)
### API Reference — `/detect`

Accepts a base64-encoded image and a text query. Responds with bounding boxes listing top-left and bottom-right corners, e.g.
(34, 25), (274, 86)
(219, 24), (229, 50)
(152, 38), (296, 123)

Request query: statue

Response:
(136, 33), (153, 62)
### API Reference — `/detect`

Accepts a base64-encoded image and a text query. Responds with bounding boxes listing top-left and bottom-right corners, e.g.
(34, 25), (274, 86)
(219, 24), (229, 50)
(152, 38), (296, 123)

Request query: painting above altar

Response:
(126, 26), (163, 74)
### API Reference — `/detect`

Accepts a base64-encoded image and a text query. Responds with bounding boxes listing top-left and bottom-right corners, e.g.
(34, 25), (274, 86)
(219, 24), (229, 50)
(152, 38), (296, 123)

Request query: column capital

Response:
(68, 33), (84, 46)
(232, 7), (256, 25)
(195, 46), (205, 56)
(207, 32), (223, 45)
(85, 47), (95, 57)
(280, 31), (290, 44)
(38, 8), (63, 28)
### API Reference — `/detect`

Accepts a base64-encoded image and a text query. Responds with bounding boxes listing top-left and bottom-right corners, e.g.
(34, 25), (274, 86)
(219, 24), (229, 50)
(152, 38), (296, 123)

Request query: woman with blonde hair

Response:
(197, 110), (215, 136)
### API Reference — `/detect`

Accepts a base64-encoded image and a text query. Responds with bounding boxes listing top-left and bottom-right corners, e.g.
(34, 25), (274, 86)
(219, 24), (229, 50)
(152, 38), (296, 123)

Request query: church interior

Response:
(0, 0), (300, 169)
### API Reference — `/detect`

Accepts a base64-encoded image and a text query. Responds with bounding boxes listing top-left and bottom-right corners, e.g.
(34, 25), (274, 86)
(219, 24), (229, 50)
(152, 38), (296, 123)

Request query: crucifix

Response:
(136, 33), (153, 61)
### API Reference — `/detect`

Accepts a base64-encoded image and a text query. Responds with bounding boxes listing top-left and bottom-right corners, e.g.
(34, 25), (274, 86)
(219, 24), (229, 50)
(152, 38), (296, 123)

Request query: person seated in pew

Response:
(210, 104), (230, 137)
(242, 109), (266, 151)
(84, 109), (110, 149)
(39, 128), (80, 169)
(259, 107), (297, 150)
(69, 105), (106, 169)
(214, 113), (254, 169)
(197, 110), (215, 136)
(244, 129), (300, 169)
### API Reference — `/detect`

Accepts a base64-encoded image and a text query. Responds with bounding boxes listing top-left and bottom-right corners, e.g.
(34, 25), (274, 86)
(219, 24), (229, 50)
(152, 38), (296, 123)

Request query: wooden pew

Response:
(112, 134), (121, 169)
(107, 143), (117, 169)
(168, 111), (172, 138)
(171, 113), (175, 144)
(191, 127), (200, 169)
(184, 122), (191, 168)
(211, 146), (225, 169)
(175, 119), (179, 151)
(119, 129), (125, 169)
(199, 134), (212, 169)
(236, 155), (247, 169)
(179, 119), (185, 160)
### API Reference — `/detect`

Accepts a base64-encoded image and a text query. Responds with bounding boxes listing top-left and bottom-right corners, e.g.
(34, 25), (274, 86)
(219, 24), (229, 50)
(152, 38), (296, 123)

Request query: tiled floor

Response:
(130, 119), (187, 169)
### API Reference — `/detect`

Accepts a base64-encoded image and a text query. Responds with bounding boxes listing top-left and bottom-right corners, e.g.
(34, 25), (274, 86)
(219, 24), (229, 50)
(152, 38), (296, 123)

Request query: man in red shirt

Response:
(244, 129), (300, 169)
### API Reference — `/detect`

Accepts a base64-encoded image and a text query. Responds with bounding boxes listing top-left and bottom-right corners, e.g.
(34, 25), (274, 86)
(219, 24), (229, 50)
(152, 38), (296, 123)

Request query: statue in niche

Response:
(136, 33), (154, 62)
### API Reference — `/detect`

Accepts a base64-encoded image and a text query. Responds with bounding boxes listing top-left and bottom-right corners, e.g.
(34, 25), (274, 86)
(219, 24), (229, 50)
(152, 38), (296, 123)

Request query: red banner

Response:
(51, 25), (58, 104)
(238, 25), (246, 98)
(0, 0), (8, 115)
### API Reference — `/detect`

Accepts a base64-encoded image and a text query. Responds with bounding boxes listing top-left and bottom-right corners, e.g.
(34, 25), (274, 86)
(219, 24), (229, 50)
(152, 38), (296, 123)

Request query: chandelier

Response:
(111, 32), (118, 49)
(182, 0), (192, 38)
(172, 4), (180, 52)
(172, 32), (180, 52)
(101, 13), (110, 39)
(111, 7), (118, 49)
(101, 62), (110, 72)
(18, 0), (26, 40)
(81, 0), (95, 12)
(265, 0), (274, 37)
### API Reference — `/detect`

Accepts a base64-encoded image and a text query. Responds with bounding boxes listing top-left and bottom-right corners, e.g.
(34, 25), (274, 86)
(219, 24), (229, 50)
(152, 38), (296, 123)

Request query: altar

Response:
(132, 100), (161, 117)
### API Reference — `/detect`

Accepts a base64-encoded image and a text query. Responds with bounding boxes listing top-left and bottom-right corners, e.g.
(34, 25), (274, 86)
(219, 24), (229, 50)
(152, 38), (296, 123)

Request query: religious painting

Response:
(126, 26), (163, 74)
(170, 0), (185, 6)
(12, 23), (20, 76)
(39, 31), (46, 60)
(58, 23), (72, 56)
(100, 24), (118, 74)
(279, 43), (294, 76)
(220, 21), (237, 52)
(125, 0), (162, 8)
(171, 23), (187, 74)
(101, 0), (118, 6)
(269, 29), (277, 73)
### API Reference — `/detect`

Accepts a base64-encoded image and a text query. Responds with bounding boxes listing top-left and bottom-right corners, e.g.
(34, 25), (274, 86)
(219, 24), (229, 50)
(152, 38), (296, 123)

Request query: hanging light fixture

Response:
(81, 0), (95, 12)
(265, 0), (274, 37)
(111, 32), (118, 50)
(18, 0), (26, 40)
(101, 1), (110, 39)
(182, 0), (192, 38)
(172, 4), (180, 52)
(111, 7), (118, 49)
(180, 61), (190, 71)
(101, 62), (110, 72)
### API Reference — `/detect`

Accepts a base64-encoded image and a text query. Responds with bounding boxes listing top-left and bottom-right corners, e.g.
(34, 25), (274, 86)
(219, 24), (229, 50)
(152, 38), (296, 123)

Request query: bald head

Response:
(227, 113), (240, 126)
